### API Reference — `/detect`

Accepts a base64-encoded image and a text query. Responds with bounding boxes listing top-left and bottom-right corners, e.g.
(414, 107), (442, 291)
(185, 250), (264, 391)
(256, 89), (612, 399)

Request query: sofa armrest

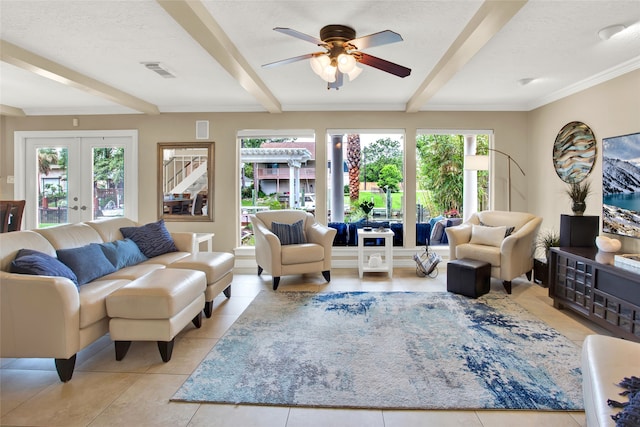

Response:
(444, 224), (472, 260)
(171, 232), (196, 253)
(0, 272), (80, 359)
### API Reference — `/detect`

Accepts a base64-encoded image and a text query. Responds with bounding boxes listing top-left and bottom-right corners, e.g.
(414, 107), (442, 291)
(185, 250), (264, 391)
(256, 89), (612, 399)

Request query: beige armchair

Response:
(445, 210), (542, 294)
(250, 210), (336, 290)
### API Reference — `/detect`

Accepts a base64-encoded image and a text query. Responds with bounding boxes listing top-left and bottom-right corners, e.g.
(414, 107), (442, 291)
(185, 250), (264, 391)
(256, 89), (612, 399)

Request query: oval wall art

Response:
(553, 121), (597, 183)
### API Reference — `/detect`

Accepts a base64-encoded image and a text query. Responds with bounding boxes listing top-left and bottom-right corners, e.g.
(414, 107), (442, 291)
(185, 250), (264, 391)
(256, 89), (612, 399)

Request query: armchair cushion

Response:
(10, 249), (78, 285)
(469, 224), (507, 247)
(272, 220), (306, 245)
(281, 244), (324, 265)
(120, 219), (178, 258)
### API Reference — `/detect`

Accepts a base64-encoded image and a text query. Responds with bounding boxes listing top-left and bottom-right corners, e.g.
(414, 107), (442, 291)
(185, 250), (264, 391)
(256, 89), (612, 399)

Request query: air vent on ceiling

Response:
(141, 62), (176, 78)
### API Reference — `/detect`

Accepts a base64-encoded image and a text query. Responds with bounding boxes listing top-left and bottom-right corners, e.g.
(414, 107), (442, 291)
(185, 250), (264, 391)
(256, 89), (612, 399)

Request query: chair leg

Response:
(157, 339), (175, 362)
(115, 341), (132, 361)
(525, 270), (533, 281)
(204, 300), (213, 318)
(54, 355), (76, 382)
(503, 280), (512, 294)
(272, 277), (280, 291)
(223, 285), (231, 298)
(192, 311), (202, 328)
(322, 270), (331, 282)
(257, 266), (263, 276)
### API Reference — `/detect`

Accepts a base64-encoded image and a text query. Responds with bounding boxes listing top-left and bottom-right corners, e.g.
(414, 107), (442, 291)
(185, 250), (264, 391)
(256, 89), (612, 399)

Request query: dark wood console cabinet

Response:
(549, 247), (640, 342)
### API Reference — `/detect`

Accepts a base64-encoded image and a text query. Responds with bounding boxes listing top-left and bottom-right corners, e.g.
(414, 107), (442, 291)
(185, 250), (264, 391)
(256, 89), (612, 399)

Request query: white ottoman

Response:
(171, 252), (235, 317)
(582, 334), (640, 427)
(106, 269), (206, 362)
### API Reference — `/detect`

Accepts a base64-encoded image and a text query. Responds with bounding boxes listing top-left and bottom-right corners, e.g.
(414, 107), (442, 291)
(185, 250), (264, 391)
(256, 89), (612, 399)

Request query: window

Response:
(238, 130), (316, 246)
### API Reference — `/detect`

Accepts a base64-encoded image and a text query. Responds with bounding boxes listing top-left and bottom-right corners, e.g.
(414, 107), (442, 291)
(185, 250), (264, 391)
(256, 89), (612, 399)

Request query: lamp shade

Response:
(464, 155), (489, 171)
(310, 55), (329, 76)
(337, 53), (356, 73)
(347, 65), (363, 81)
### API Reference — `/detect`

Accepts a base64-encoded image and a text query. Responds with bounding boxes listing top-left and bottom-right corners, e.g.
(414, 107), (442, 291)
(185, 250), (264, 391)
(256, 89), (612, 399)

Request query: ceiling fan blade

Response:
(358, 53), (411, 78)
(328, 71), (344, 90)
(262, 53), (315, 69)
(349, 30), (403, 50)
(274, 27), (324, 46)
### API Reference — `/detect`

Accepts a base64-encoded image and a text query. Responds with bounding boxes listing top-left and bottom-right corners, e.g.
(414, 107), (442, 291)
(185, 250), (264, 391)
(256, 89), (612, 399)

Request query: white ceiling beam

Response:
(157, 0), (282, 114)
(405, 0), (528, 113)
(0, 104), (26, 117)
(0, 40), (160, 115)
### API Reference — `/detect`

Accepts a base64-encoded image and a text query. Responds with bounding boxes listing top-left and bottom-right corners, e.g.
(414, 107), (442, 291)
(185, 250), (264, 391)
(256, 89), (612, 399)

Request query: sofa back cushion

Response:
(87, 217), (138, 243)
(0, 231), (56, 272)
(35, 223), (103, 250)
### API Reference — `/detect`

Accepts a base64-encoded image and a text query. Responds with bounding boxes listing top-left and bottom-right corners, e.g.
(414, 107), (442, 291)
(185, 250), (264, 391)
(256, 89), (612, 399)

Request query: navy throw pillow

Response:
(57, 244), (116, 286)
(120, 219), (178, 258)
(95, 238), (148, 269)
(10, 249), (78, 285)
(272, 220), (306, 245)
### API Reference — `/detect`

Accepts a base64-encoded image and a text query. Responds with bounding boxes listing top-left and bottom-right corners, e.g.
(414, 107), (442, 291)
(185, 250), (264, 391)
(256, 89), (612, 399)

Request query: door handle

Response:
(80, 205), (87, 211)
(71, 205), (79, 211)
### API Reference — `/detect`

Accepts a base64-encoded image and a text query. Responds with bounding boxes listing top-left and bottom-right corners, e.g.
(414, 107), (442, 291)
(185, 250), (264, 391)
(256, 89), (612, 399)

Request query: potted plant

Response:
(565, 180), (592, 215)
(359, 200), (374, 228)
(536, 229), (560, 261)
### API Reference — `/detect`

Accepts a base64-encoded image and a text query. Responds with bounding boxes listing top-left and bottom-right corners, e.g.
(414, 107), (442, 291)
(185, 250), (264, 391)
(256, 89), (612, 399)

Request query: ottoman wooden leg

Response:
(223, 285), (231, 298)
(54, 355), (77, 382)
(158, 339), (175, 362)
(192, 311), (202, 328)
(204, 301), (213, 318)
(503, 280), (512, 294)
(115, 341), (132, 361)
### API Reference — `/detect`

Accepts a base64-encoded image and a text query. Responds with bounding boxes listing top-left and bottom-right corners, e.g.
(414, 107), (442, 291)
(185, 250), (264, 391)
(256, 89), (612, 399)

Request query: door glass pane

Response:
(93, 147), (125, 219)
(38, 147), (68, 228)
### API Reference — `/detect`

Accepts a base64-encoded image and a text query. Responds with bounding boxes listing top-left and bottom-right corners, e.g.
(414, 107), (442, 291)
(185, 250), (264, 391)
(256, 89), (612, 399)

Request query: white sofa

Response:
(0, 217), (233, 382)
(582, 334), (640, 427)
(445, 210), (542, 293)
(250, 210), (336, 290)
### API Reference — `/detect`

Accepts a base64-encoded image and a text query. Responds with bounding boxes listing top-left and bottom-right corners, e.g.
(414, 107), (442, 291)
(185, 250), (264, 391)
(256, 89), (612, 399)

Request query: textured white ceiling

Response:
(1, 0), (639, 115)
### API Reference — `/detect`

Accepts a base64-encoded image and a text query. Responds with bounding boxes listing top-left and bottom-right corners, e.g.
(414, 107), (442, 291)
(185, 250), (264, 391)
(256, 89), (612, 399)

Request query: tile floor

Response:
(1, 267), (612, 427)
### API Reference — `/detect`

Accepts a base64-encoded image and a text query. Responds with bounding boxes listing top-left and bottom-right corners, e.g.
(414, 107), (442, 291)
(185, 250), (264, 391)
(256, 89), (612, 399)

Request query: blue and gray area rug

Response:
(172, 291), (583, 410)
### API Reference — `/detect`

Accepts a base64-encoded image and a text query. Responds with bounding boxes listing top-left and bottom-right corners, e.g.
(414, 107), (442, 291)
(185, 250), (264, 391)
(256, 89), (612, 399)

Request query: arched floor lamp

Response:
(464, 148), (525, 211)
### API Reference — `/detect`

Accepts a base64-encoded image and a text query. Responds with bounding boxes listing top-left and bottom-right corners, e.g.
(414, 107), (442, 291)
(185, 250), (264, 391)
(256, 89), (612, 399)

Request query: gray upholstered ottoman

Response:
(106, 269), (206, 362)
(447, 258), (491, 298)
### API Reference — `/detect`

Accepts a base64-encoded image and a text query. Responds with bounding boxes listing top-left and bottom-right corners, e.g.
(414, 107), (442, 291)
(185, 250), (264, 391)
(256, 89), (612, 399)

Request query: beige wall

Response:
(2, 70), (637, 253)
(528, 69), (640, 253)
(1, 110), (528, 252)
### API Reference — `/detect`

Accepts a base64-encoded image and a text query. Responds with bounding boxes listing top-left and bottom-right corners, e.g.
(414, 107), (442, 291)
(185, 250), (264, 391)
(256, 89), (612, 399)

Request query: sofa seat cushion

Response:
(170, 252), (235, 284)
(106, 269), (206, 319)
(78, 278), (130, 328)
(281, 243), (324, 265)
(456, 243), (501, 267)
(141, 251), (191, 266)
(100, 263), (166, 281)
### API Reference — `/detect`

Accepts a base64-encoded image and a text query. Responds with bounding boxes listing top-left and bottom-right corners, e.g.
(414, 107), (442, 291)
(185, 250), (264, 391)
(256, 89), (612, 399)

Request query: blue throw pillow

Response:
(95, 238), (148, 269)
(57, 244), (116, 286)
(272, 220), (306, 245)
(120, 219), (178, 258)
(10, 249), (78, 285)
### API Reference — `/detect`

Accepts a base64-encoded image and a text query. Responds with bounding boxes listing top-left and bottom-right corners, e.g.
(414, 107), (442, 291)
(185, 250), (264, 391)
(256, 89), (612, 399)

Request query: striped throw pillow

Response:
(272, 220), (306, 245)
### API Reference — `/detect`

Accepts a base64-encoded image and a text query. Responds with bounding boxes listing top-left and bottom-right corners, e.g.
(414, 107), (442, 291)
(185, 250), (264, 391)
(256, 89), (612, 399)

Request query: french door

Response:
(14, 130), (138, 229)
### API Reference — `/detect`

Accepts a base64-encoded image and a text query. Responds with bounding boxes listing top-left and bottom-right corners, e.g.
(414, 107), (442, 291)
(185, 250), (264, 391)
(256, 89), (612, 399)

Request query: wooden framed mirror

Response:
(158, 142), (214, 222)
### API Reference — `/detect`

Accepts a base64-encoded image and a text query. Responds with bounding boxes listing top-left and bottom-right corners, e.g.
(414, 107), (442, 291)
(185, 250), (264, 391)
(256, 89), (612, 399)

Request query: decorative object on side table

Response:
(359, 200), (374, 228)
(614, 253), (640, 274)
(565, 179), (592, 216)
(534, 229), (560, 286)
(595, 235), (621, 252)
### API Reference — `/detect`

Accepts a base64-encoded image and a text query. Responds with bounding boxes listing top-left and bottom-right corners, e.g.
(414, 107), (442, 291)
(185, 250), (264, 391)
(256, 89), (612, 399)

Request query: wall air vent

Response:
(141, 62), (176, 78)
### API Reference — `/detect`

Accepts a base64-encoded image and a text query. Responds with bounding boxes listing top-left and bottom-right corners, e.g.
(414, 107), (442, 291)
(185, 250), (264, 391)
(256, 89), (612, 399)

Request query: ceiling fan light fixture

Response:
(337, 53), (356, 73)
(347, 65), (363, 81)
(310, 55), (327, 75)
(321, 65), (337, 82)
